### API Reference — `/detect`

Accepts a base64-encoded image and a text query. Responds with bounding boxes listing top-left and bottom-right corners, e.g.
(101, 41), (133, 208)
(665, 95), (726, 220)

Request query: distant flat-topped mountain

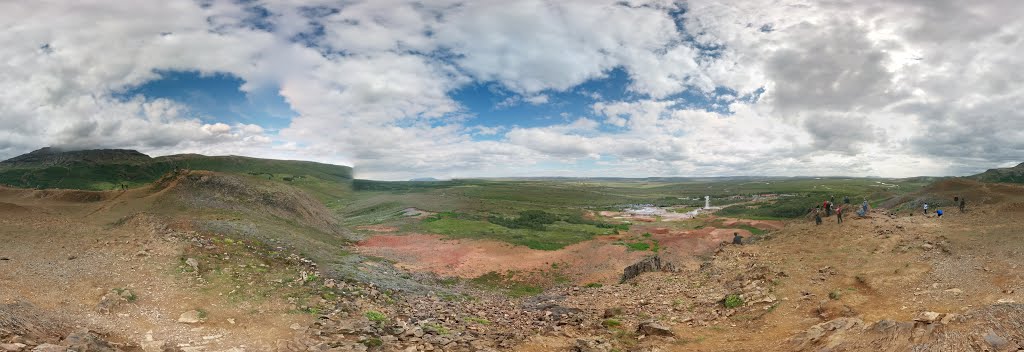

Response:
(0, 147), (352, 191)
(1, 147), (152, 167)
(969, 162), (1024, 183)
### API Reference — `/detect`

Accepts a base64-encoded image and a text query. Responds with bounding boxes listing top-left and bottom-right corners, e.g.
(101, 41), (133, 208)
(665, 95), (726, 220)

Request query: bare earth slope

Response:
(1, 174), (1023, 352)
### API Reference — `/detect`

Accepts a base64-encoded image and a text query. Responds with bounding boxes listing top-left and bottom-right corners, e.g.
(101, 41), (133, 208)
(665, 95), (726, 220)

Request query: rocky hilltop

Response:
(970, 162), (1024, 183)
(0, 147), (152, 167)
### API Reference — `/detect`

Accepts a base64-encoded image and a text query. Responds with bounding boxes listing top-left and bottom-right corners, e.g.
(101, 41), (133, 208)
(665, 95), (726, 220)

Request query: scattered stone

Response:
(61, 330), (117, 351)
(637, 321), (675, 337)
(178, 310), (205, 324)
(1, 343), (26, 352)
(788, 318), (864, 350)
(983, 331), (1009, 349)
(944, 288), (962, 295)
(913, 311), (942, 324)
(939, 313), (956, 325)
(140, 339), (167, 352)
(602, 307), (623, 318)
(573, 337), (613, 352)
(185, 258), (200, 273)
(30, 344), (65, 352)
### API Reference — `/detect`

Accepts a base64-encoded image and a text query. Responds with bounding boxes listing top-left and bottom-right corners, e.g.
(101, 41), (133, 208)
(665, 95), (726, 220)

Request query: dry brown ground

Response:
(514, 182), (1024, 351)
(3, 178), (1023, 352)
(0, 186), (311, 351)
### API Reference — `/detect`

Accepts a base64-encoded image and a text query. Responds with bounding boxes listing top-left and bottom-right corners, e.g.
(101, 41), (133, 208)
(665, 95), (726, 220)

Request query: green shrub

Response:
(625, 242), (650, 251)
(365, 310), (387, 323)
(723, 294), (744, 309)
(423, 322), (450, 335)
(584, 282), (603, 288)
(362, 338), (383, 348)
(602, 318), (622, 328)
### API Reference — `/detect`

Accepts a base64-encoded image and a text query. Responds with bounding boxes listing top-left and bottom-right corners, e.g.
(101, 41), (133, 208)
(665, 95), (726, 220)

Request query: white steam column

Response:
(704, 195), (710, 209)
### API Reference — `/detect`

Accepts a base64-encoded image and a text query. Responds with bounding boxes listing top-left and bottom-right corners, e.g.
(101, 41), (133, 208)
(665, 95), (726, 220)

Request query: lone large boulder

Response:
(61, 330), (119, 352)
(621, 256), (674, 283)
(637, 321), (675, 336)
(573, 338), (613, 352)
(177, 310), (205, 324)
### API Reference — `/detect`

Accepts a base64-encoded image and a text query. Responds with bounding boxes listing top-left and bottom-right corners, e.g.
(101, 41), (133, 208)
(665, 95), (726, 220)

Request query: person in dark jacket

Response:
(733, 232), (743, 245)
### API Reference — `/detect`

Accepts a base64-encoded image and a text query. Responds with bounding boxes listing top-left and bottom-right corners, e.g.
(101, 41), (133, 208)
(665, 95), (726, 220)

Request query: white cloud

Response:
(1, 0), (1022, 179)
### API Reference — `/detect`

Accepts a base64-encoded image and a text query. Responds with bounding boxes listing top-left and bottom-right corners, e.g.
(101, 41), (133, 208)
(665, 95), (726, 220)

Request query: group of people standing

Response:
(813, 195), (870, 225)
(922, 196), (967, 218)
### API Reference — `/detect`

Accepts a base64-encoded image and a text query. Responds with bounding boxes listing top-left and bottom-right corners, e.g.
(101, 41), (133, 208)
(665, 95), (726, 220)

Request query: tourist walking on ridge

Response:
(824, 200), (832, 217)
(815, 207), (823, 225)
(923, 203), (929, 215)
(837, 206), (843, 224)
(862, 200), (869, 214)
(830, 195), (836, 205)
(844, 196), (850, 204)
(959, 197), (966, 212)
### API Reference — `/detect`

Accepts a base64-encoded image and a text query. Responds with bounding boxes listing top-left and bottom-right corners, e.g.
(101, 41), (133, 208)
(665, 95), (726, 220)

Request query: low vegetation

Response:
(723, 294), (745, 309)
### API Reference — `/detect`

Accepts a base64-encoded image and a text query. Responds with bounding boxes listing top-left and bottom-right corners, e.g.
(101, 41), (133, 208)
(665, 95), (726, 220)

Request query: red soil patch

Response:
(355, 228), (749, 284)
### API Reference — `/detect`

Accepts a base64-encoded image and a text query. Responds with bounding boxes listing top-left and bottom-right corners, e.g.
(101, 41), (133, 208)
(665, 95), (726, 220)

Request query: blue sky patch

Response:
(115, 71), (295, 131)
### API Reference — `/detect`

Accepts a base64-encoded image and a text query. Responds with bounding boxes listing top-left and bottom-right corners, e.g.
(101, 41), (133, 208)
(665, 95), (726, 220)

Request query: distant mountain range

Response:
(969, 162), (1024, 183)
(0, 147), (352, 191)
(1, 147), (151, 166)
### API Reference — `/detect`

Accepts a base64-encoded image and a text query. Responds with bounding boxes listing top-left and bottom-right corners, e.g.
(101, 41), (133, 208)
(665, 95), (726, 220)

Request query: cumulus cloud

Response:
(1, 0), (1021, 178)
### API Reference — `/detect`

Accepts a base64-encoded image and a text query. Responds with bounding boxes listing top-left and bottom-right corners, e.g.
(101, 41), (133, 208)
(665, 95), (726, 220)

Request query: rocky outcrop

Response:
(620, 256), (676, 283)
(788, 304), (1024, 351)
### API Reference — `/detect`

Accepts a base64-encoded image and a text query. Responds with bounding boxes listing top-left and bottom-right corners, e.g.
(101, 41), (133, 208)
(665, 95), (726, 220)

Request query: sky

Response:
(1, 0), (1022, 180)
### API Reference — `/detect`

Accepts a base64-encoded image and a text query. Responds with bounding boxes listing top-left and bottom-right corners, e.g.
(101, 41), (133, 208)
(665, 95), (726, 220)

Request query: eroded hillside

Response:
(1, 169), (1023, 352)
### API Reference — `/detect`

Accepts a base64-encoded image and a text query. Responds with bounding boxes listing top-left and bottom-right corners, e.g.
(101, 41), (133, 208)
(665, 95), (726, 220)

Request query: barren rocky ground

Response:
(1, 175), (1023, 352)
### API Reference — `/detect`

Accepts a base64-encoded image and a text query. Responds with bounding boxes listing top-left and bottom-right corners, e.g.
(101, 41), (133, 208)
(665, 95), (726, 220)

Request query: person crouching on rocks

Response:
(733, 232), (743, 245)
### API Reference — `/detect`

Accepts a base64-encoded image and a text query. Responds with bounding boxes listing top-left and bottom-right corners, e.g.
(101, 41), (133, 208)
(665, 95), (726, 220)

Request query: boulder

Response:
(31, 345), (65, 352)
(185, 258), (199, 273)
(602, 308), (622, 318)
(573, 338), (613, 352)
(0, 343), (26, 352)
(177, 310), (205, 324)
(913, 311), (942, 324)
(637, 321), (675, 337)
(621, 256), (673, 283)
(61, 330), (119, 352)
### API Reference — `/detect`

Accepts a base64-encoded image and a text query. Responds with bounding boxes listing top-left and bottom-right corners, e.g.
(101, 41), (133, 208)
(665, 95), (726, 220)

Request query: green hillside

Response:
(969, 162), (1024, 183)
(0, 148), (353, 200)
